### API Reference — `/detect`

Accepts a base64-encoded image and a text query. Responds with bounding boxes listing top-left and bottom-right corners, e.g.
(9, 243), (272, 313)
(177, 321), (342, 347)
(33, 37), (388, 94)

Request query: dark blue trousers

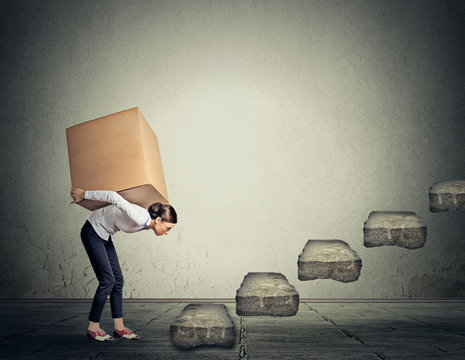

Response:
(80, 221), (123, 322)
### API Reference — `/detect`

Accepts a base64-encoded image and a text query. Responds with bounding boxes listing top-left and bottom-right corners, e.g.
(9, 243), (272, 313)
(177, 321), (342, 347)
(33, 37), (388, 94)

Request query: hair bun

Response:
(148, 202), (163, 218)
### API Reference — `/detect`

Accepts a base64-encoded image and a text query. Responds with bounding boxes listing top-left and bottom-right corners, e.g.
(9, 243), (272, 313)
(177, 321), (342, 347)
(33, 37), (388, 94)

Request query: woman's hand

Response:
(70, 187), (85, 204)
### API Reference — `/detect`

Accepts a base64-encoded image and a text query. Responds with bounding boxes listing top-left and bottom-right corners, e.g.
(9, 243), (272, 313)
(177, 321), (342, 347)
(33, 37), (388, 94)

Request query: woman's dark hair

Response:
(148, 203), (177, 223)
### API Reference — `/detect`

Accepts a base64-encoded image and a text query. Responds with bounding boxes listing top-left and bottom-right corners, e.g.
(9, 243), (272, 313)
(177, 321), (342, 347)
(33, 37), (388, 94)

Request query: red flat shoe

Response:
(87, 329), (114, 341)
(113, 328), (141, 340)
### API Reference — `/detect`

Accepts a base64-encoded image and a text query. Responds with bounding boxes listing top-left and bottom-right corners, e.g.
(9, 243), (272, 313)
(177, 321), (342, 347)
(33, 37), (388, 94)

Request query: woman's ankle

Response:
(88, 321), (100, 332)
(113, 317), (125, 331)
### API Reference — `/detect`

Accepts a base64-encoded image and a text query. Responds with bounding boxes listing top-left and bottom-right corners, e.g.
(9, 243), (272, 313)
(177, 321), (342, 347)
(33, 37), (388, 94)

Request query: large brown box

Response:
(66, 107), (169, 211)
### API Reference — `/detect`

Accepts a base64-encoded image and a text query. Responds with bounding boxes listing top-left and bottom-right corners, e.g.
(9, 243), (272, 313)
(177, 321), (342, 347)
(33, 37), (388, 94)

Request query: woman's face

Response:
(154, 217), (176, 236)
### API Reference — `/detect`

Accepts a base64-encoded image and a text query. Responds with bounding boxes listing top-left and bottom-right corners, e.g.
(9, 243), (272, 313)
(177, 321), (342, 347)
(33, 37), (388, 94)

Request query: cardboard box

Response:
(66, 107), (169, 211)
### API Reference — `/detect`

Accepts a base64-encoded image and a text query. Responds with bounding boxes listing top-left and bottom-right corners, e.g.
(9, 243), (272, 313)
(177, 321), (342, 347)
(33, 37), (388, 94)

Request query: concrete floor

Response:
(0, 301), (464, 359)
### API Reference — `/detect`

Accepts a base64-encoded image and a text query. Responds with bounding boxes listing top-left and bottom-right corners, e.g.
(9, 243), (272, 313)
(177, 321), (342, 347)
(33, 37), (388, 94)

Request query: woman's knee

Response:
(113, 273), (124, 289)
(98, 275), (116, 293)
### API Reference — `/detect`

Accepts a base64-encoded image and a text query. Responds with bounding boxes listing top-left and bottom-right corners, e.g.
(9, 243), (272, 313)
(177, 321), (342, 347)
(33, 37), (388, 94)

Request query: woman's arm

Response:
(70, 188), (149, 226)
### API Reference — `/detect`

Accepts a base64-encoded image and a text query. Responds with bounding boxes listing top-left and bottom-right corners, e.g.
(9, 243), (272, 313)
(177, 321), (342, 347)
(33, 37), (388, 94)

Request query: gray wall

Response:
(1, 0), (464, 299)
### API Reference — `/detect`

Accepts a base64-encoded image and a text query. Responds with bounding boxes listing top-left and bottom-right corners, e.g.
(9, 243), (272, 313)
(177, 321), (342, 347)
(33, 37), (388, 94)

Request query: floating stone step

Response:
(429, 180), (465, 212)
(297, 240), (362, 283)
(363, 211), (426, 249)
(236, 272), (299, 317)
(170, 304), (235, 349)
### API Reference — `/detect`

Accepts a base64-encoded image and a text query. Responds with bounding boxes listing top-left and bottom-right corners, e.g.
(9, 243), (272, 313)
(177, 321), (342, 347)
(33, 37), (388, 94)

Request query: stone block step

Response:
(236, 272), (299, 317)
(429, 180), (465, 212)
(363, 211), (426, 249)
(170, 304), (235, 349)
(297, 240), (362, 283)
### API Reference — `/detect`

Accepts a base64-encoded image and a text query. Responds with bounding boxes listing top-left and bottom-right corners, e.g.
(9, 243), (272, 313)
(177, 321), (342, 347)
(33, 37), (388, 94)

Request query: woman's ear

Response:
(155, 216), (162, 223)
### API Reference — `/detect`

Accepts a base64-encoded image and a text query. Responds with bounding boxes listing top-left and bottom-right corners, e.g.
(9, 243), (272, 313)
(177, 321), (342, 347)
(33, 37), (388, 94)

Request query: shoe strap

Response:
(97, 330), (107, 337)
(116, 328), (132, 335)
(88, 329), (107, 337)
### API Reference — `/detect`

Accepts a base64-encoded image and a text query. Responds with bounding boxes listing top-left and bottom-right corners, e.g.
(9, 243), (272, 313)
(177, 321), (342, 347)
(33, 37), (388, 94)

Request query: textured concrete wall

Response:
(1, 0), (464, 299)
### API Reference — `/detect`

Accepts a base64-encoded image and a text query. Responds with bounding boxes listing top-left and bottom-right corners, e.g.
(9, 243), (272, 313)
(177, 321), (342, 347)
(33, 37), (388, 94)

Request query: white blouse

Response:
(85, 190), (151, 240)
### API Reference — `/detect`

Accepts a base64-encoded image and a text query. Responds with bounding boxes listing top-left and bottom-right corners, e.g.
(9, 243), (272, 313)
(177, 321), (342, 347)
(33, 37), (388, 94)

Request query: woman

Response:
(70, 187), (177, 341)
